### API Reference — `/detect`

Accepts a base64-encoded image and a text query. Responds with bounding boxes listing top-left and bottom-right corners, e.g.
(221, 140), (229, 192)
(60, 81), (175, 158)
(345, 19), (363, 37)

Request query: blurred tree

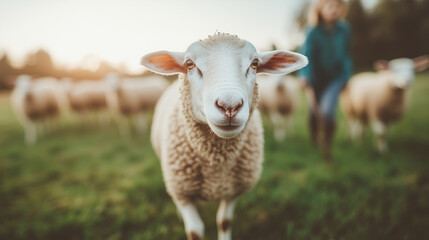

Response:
(368, 0), (429, 66)
(346, 0), (371, 69)
(95, 61), (116, 77)
(22, 49), (57, 77)
(0, 48), (137, 90)
(421, 0), (429, 48)
(296, 0), (311, 30)
(0, 54), (16, 90)
(297, 0), (429, 71)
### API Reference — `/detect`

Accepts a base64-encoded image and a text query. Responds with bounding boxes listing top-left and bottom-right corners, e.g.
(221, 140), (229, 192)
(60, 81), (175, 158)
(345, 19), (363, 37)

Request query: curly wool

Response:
(152, 74), (264, 205)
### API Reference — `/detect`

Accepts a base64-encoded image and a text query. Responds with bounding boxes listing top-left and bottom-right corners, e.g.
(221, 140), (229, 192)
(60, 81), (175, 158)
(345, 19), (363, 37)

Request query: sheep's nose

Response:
(215, 99), (243, 118)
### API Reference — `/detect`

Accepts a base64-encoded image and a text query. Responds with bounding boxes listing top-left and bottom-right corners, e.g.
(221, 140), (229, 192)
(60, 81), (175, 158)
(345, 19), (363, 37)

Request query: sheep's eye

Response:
(251, 59), (259, 69)
(186, 59), (195, 70)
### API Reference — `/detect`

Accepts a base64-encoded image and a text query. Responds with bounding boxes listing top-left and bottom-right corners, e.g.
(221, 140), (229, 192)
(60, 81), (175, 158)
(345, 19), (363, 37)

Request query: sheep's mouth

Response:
(214, 124), (241, 131)
(207, 120), (245, 139)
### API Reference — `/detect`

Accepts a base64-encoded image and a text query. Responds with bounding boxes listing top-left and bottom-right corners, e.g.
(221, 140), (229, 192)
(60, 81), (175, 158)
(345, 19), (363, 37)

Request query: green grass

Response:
(1, 73), (429, 240)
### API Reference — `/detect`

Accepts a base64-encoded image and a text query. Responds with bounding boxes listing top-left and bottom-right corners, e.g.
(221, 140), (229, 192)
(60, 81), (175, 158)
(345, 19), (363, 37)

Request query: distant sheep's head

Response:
(15, 75), (32, 92)
(104, 73), (120, 90)
(141, 33), (307, 139)
(375, 55), (429, 88)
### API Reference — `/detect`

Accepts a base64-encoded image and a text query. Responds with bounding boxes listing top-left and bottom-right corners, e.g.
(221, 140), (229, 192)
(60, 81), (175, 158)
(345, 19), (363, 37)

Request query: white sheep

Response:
(340, 55), (429, 153)
(258, 74), (299, 141)
(62, 79), (110, 125)
(141, 33), (307, 240)
(104, 73), (169, 137)
(11, 75), (62, 144)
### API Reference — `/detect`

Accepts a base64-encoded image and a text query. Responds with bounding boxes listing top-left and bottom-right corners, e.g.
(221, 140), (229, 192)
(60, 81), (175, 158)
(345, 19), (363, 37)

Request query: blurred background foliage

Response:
(297, 0), (429, 70)
(346, 0), (429, 70)
(1, 0), (428, 90)
(0, 49), (154, 90)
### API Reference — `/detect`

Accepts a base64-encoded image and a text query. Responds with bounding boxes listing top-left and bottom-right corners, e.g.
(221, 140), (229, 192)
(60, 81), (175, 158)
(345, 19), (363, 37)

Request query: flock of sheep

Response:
(10, 73), (169, 144)
(10, 55), (428, 153)
(10, 72), (300, 146)
(8, 32), (428, 240)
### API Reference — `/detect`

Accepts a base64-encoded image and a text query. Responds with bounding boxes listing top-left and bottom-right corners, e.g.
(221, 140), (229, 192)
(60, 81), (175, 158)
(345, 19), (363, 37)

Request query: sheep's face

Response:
(375, 56), (429, 89)
(141, 33), (307, 139)
(181, 40), (258, 139)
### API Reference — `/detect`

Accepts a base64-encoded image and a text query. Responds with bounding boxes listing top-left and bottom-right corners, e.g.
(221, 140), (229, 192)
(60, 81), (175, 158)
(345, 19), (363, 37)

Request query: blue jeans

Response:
(308, 79), (345, 158)
(312, 79), (345, 121)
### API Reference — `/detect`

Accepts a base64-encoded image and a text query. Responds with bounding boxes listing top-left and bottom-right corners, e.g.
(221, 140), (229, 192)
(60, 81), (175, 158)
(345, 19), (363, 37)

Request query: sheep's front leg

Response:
(216, 199), (237, 240)
(285, 115), (294, 135)
(114, 114), (130, 138)
(97, 110), (111, 126)
(25, 121), (37, 145)
(177, 203), (204, 240)
(372, 120), (388, 153)
(133, 112), (148, 134)
(348, 118), (363, 141)
(270, 112), (286, 141)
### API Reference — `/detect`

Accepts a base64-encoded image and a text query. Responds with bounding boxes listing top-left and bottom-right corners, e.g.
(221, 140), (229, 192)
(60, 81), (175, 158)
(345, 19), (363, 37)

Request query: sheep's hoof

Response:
(322, 148), (333, 163)
(323, 153), (332, 163)
(376, 143), (388, 155)
(220, 219), (231, 232)
(188, 231), (202, 240)
(377, 148), (388, 155)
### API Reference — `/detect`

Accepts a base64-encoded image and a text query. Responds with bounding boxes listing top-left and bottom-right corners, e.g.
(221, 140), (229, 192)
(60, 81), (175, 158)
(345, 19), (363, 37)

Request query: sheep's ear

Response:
(141, 51), (185, 75)
(257, 50), (308, 75)
(374, 60), (389, 71)
(413, 55), (429, 72)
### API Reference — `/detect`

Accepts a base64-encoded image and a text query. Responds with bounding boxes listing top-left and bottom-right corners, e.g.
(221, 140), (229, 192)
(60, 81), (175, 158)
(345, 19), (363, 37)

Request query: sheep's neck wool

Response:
(178, 74), (259, 165)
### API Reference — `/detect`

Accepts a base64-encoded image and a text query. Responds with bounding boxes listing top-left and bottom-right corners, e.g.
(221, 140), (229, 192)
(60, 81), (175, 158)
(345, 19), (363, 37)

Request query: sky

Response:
(0, 0), (378, 74)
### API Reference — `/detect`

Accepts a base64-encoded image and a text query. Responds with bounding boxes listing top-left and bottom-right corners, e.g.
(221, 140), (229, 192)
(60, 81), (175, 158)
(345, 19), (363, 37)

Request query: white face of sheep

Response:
(375, 56), (429, 89)
(141, 35), (307, 139)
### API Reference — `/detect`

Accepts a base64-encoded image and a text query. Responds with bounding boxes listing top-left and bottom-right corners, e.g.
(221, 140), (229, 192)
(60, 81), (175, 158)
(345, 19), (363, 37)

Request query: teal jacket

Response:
(299, 21), (352, 86)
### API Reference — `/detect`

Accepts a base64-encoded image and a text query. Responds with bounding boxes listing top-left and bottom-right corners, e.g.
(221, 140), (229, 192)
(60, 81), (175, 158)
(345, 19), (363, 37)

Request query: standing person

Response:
(299, 0), (352, 161)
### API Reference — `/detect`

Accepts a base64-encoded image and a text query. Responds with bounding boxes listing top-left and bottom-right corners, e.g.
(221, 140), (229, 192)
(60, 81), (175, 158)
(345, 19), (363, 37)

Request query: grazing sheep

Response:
(11, 75), (61, 144)
(340, 56), (429, 153)
(62, 79), (109, 125)
(141, 33), (307, 240)
(258, 74), (299, 141)
(105, 74), (169, 137)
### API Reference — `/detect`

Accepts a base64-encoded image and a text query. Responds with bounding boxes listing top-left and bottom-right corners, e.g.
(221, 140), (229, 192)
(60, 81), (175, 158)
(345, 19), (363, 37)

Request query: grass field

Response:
(1, 73), (429, 240)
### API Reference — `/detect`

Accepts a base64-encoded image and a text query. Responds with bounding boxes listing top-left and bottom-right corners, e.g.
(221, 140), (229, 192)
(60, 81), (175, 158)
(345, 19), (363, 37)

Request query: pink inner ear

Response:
(148, 53), (182, 71)
(414, 57), (429, 71)
(258, 53), (297, 72)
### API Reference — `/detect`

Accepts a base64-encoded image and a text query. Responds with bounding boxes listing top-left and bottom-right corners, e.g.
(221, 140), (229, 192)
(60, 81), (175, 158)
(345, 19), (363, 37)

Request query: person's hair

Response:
(308, 0), (347, 26)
